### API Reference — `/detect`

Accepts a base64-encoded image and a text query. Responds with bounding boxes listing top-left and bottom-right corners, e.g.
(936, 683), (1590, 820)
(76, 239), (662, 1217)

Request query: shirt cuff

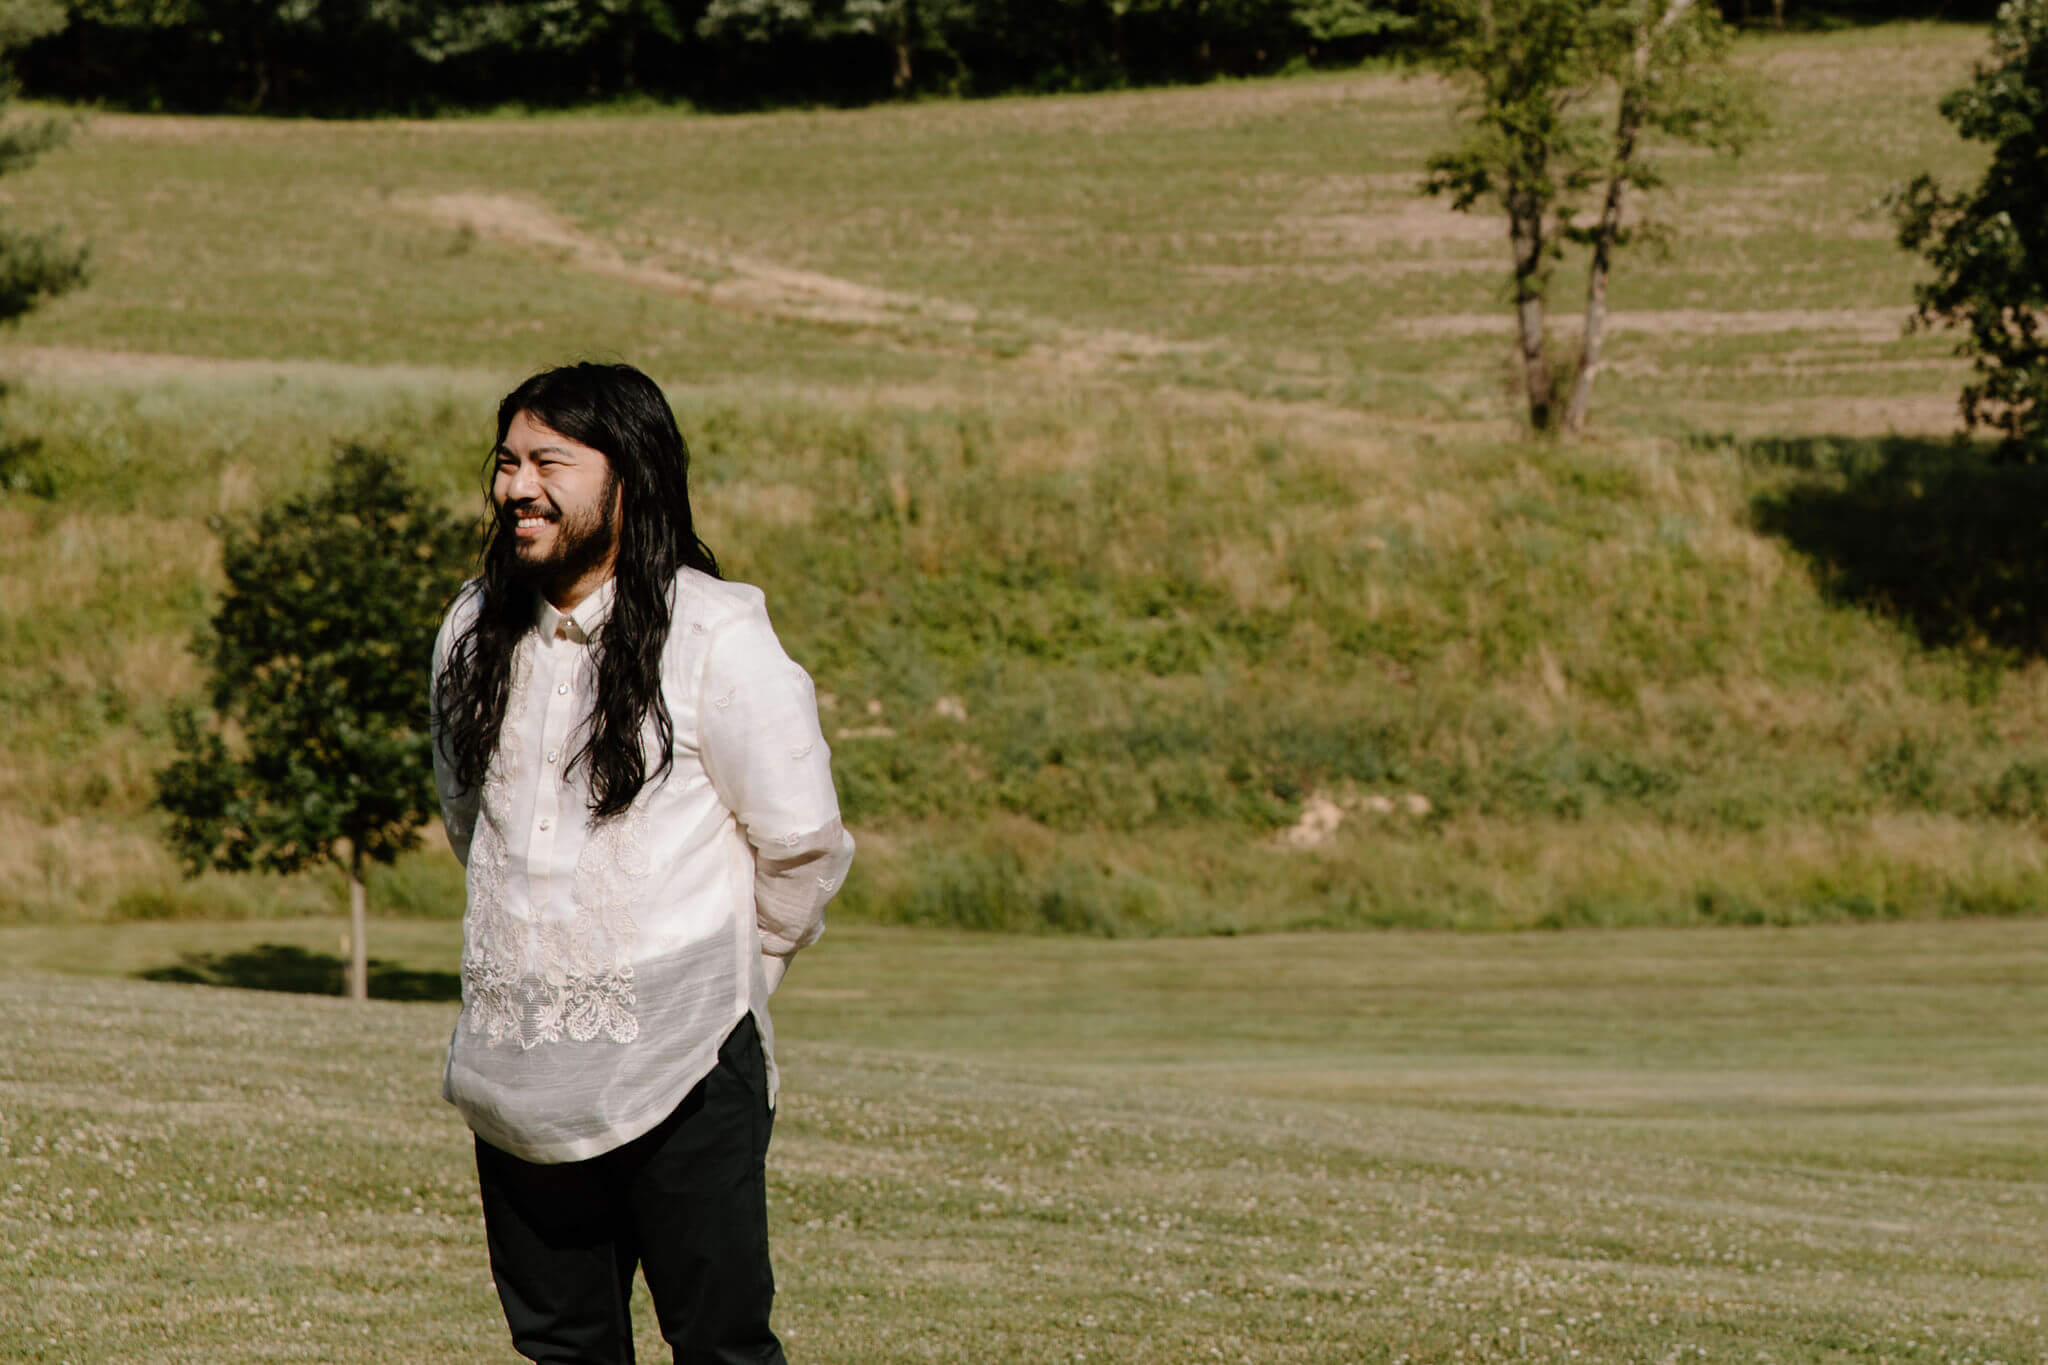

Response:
(762, 952), (789, 996)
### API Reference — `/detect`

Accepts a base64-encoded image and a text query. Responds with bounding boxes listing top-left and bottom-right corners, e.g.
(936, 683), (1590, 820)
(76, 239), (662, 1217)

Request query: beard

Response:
(500, 480), (619, 593)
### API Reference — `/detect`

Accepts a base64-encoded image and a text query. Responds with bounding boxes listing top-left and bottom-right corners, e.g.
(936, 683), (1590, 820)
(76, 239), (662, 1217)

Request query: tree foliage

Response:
(1424, 0), (1758, 433)
(0, 0), (65, 48)
(23, 0), (1417, 111)
(0, 0), (84, 321)
(1895, 0), (2048, 459)
(158, 448), (472, 993)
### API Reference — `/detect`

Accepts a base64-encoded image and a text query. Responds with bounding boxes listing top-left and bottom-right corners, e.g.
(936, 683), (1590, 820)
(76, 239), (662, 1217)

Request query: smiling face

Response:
(492, 408), (623, 610)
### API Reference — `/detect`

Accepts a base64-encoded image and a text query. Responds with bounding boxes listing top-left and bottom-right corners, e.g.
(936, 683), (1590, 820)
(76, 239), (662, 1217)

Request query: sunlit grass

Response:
(0, 26), (1989, 426)
(3, 918), (2044, 1362)
(10, 375), (2048, 927)
(1, 22), (2041, 930)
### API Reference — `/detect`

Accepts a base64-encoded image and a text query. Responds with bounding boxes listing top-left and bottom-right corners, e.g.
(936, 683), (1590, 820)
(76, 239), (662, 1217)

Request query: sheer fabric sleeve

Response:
(431, 598), (480, 868)
(698, 603), (854, 989)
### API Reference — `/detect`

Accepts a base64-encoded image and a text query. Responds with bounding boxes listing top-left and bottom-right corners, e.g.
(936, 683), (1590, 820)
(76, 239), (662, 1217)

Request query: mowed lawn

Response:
(0, 24), (1988, 433)
(4, 920), (2044, 1363)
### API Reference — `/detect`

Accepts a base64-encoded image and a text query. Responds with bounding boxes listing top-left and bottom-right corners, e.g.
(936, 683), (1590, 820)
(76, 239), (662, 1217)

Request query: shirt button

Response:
(546, 750), (559, 764)
(556, 683), (570, 696)
(538, 818), (552, 832)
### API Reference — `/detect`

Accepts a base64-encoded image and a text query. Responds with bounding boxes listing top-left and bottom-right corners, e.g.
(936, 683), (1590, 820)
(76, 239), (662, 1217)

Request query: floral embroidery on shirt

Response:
(460, 639), (646, 1051)
(461, 641), (530, 1047)
(461, 819), (522, 1045)
(563, 807), (646, 1044)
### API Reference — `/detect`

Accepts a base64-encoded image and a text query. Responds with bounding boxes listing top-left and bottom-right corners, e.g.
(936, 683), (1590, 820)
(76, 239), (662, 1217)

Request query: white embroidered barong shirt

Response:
(432, 568), (853, 1164)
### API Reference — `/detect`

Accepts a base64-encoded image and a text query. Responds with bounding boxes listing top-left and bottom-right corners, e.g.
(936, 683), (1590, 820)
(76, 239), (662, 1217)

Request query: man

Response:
(431, 362), (853, 1364)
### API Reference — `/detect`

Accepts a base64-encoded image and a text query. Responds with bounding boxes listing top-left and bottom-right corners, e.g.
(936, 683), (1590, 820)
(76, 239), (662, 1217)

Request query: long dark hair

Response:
(436, 362), (719, 818)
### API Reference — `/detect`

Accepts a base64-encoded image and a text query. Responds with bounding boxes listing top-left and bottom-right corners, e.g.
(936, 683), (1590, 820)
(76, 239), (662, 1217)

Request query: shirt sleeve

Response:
(430, 600), (481, 868)
(698, 602), (854, 981)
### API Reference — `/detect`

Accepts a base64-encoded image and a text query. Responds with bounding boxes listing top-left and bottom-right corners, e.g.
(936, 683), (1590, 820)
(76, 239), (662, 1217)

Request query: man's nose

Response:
(500, 462), (541, 503)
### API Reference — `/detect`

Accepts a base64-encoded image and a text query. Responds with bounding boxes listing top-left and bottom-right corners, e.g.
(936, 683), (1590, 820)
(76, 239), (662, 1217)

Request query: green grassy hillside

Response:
(5, 24), (2046, 930)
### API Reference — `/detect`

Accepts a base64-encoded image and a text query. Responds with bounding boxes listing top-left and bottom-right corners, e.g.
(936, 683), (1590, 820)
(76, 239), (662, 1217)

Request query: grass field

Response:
(5, 27), (2045, 1362)
(6, 21), (2048, 936)
(4, 918), (2045, 1362)
(0, 28), (1984, 429)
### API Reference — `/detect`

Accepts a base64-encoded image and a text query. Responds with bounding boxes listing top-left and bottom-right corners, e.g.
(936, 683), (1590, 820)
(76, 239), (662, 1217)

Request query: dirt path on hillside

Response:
(1396, 308), (1914, 343)
(0, 335), (1478, 468)
(0, 346), (503, 388)
(0, 343), (1952, 441)
(408, 191), (1202, 381)
(0, 343), (1103, 420)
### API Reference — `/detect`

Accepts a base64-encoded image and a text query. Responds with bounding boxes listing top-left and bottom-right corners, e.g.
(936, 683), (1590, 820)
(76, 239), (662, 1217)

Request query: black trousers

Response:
(475, 1015), (786, 1365)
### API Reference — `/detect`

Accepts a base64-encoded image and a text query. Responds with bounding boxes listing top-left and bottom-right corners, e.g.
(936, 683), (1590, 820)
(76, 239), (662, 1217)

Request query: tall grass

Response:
(8, 374), (2048, 928)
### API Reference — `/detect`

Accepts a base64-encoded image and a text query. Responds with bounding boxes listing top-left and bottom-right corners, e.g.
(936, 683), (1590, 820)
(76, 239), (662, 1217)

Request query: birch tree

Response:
(1424, 0), (1758, 433)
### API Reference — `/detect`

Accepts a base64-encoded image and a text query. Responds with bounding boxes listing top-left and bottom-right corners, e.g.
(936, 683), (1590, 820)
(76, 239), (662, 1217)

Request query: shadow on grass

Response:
(139, 943), (461, 1002)
(1744, 433), (2048, 660)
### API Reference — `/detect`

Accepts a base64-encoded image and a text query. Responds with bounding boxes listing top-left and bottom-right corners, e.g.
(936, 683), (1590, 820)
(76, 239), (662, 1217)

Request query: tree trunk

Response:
(1509, 193), (1554, 431)
(1770, 0), (1784, 30)
(1564, 109), (1640, 434)
(1564, 0), (1696, 436)
(348, 845), (368, 1002)
(249, 32), (270, 112)
(893, 22), (914, 93)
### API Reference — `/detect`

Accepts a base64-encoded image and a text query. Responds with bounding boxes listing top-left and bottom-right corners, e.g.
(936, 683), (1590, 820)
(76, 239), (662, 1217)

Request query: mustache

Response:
(500, 501), (559, 524)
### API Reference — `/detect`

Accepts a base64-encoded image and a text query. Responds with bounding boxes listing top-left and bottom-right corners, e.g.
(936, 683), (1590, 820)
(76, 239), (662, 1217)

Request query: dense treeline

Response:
(15, 0), (1996, 115)
(20, 0), (1412, 114)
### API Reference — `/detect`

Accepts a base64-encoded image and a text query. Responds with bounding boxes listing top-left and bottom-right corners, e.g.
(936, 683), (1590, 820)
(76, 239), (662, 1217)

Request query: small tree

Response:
(157, 447), (472, 1000)
(1424, 0), (1759, 433)
(1895, 0), (2048, 459)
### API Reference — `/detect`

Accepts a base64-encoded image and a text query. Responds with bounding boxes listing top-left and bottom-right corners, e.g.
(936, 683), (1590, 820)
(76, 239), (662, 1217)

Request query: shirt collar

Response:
(534, 576), (615, 645)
